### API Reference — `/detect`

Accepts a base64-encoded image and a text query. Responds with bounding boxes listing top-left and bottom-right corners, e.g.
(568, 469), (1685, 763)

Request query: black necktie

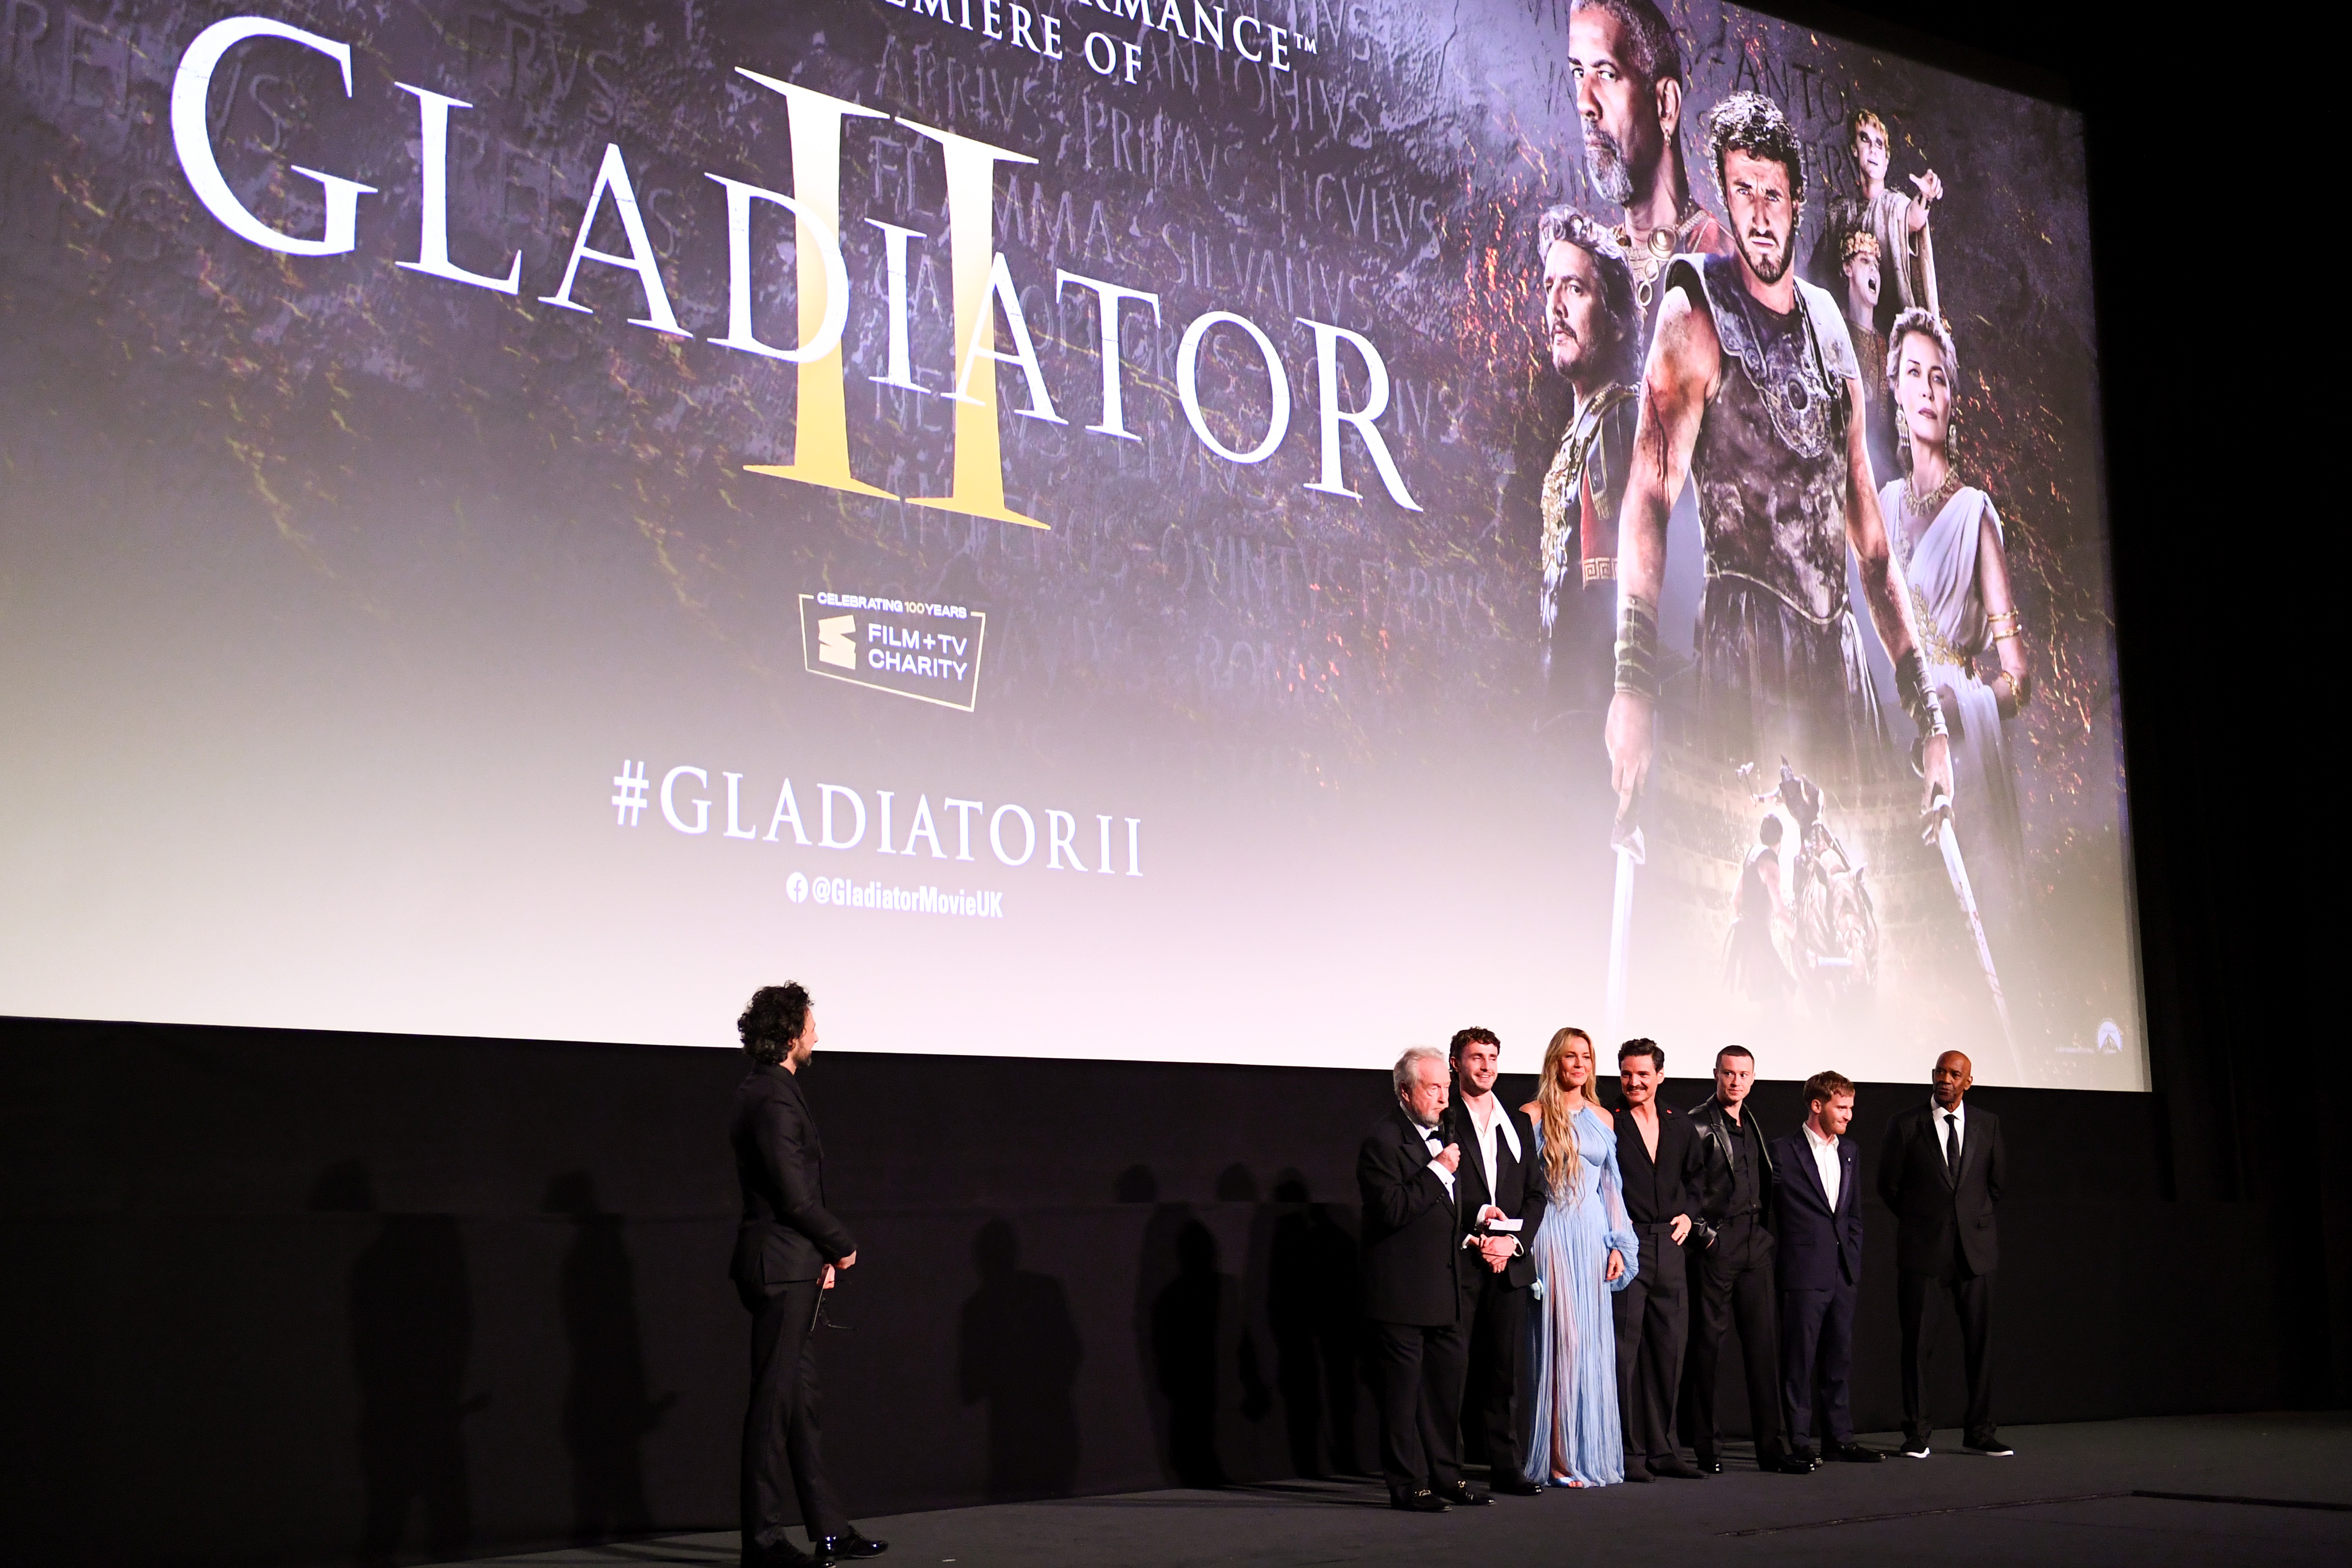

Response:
(1944, 1113), (1960, 1173)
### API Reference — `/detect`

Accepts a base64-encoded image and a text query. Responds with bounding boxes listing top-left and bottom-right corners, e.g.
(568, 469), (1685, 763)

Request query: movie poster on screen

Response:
(0, 0), (2141, 1087)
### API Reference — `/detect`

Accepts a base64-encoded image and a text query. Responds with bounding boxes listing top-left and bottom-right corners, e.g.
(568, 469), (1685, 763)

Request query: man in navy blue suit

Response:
(1768, 1071), (1881, 1465)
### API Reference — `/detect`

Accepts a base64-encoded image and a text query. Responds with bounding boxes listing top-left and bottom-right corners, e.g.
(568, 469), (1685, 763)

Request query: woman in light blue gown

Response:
(1520, 1026), (1639, 1487)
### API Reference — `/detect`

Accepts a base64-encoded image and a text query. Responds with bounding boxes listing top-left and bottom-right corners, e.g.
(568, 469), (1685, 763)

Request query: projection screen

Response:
(0, 0), (2142, 1087)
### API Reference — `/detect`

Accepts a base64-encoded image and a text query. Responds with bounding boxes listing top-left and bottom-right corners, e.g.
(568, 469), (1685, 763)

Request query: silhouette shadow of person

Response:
(312, 1159), (480, 1568)
(1122, 1166), (1189, 1481)
(957, 1218), (1084, 1500)
(1152, 1220), (1247, 1488)
(544, 1171), (676, 1542)
(1265, 1170), (1366, 1476)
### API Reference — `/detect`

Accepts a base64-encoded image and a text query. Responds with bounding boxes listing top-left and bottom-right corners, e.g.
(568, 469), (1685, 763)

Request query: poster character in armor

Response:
(1829, 111), (1942, 342)
(1603, 93), (1954, 816)
(1878, 308), (2029, 928)
(1537, 209), (1644, 711)
(1567, 0), (1732, 327)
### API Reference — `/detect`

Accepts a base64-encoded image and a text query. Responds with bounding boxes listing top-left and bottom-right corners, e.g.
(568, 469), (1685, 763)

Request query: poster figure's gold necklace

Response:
(1904, 465), (1961, 521)
(1615, 201), (1703, 311)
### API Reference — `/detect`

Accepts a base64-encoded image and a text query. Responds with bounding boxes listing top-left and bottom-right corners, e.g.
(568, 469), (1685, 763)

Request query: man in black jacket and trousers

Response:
(1359, 1045), (1484, 1512)
(1611, 1039), (1704, 1480)
(1680, 1045), (1811, 1474)
(729, 985), (887, 1568)
(1878, 1049), (2009, 1458)
(1442, 1029), (1548, 1496)
(1768, 1070), (1880, 1465)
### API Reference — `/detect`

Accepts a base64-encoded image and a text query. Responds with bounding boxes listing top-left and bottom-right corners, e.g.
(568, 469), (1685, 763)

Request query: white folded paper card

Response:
(1485, 1218), (1523, 1232)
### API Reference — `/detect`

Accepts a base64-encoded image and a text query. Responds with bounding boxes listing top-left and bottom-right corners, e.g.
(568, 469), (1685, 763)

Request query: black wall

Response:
(3, 2), (2336, 1565)
(0, 1016), (2331, 1568)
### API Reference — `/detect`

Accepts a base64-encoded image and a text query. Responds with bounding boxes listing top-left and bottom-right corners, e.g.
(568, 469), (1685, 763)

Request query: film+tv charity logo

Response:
(799, 593), (987, 712)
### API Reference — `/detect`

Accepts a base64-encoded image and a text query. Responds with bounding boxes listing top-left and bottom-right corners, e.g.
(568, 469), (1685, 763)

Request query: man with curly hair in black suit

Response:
(730, 983), (888, 1568)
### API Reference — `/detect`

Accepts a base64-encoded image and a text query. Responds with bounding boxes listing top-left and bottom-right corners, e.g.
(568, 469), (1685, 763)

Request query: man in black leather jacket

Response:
(1679, 1045), (1810, 1475)
(729, 984), (887, 1568)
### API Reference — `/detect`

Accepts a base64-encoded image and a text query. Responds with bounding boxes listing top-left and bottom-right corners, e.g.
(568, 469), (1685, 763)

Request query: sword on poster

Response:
(1604, 795), (1644, 1044)
(1926, 787), (2021, 1077)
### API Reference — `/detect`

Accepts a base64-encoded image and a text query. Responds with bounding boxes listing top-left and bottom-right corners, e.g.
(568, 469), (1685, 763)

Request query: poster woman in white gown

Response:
(1877, 308), (2032, 926)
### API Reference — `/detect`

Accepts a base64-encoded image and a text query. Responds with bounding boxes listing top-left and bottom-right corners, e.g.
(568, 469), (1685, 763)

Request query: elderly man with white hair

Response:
(1359, 1045), (1483, 1512)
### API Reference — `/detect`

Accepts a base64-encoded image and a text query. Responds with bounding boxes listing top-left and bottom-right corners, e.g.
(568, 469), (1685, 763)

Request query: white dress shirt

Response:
(1460, 1093), (1523, 1205)
(1934, 1098), (1966, 1169)
(1803, 1119), (1841, 1210)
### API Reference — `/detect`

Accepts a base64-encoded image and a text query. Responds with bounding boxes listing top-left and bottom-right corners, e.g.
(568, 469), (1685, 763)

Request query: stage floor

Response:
(423, 1413), (2352, 1568)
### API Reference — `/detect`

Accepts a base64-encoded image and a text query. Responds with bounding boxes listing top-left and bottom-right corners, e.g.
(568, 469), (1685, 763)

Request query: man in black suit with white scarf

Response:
(1442, 1028), (1548, 1495)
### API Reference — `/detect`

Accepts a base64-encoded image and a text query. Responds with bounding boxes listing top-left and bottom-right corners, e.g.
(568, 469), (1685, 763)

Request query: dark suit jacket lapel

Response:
(1792, 1132), (1831, 1210)
(1394, 1104), (1438, 1183)
(1618, 1112), (1653, 1187)
(1445, 1106), (1485, 1211)
(1837, 1138), (1859, 1220)
(1509, 1107), (1539, 1203)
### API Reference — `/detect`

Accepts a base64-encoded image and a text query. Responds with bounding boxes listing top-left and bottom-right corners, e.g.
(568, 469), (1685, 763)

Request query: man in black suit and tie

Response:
(730, 984), (887, 1568)
(1768, 1071), (1880, 1466)
(1681, 1045), (1810, 1474)
(1359, 1045), (1484, 1513)
(1878, 1049), (2009, 1458)
(1611, 1039), (1704, 1481)
(1442, 1028), (1548, 1496)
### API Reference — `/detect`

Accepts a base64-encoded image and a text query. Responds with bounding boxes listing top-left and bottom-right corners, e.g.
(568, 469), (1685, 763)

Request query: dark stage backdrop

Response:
(0, 1015), (2328, 1568)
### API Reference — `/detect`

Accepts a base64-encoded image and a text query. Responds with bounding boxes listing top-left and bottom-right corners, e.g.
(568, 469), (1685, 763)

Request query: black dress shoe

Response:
(814, 1531), (888, 1563)
(1693, 1452), (1724, 1475)
(1389, 1487), (1448, 1513)
(744, 1540), (816, 1568)
(1767, 1450), (1819, 1475)
(1435, 1479), (1490, 1507)
(1621, 1463), (1654, 1482)
(1827, 1441), (1884, 1463)
(1491, 1472), (1544, 1496)
(1647, 1453), (1705, 1479)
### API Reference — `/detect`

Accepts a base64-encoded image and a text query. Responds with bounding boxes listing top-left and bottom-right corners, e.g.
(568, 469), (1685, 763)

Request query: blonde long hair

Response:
(1533, 1027), (1600, 1199)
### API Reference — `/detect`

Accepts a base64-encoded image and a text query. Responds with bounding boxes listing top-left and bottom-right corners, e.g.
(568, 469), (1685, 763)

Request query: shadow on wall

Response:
(311, 1159), (483, 1568)
(1259, 1169), (1367, 1477)
(1126, 1164), (1297, 1488)
(544, 1172), (677, 1542)
(957, 1218), (1083, 1500)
